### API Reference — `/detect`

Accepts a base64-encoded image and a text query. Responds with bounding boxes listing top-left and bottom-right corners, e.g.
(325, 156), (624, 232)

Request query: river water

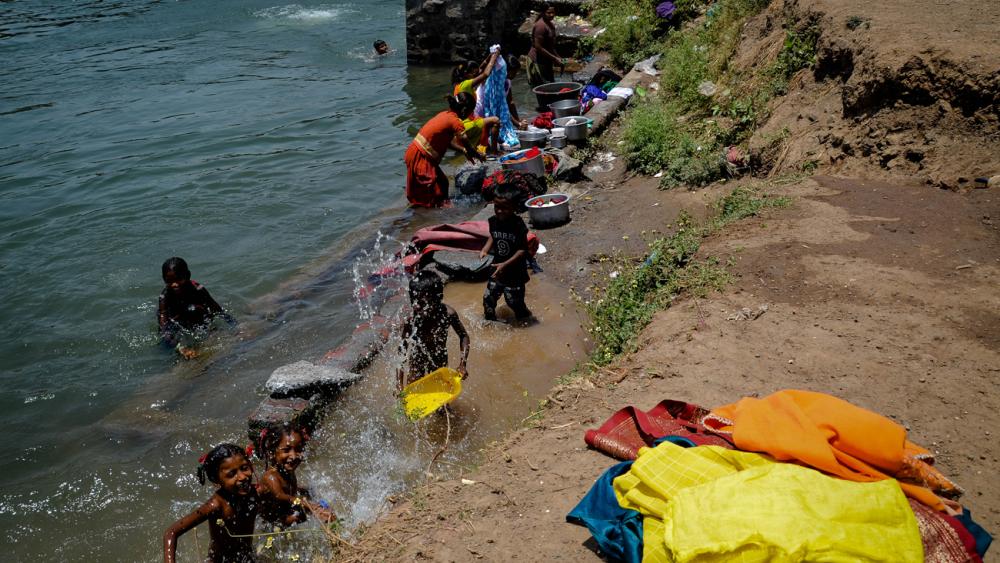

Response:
(0, 1), (586, 560)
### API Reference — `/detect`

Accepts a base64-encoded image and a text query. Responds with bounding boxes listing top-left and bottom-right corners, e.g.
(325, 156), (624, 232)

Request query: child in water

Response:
(163, 444), (257, 563)
(398, 270), (470, 390)
(373, 39), (390, 56)
(480, 183), (533, 322)
(256, 423), (335, 527)
(158, 257), (235, 359)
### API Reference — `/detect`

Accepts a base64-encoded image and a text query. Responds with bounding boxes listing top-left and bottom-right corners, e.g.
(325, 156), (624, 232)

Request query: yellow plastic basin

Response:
(401, 367), (463, 421)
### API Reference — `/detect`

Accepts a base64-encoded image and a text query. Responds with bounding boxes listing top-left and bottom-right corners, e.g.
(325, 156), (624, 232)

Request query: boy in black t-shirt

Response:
(479, 183), (533, 321)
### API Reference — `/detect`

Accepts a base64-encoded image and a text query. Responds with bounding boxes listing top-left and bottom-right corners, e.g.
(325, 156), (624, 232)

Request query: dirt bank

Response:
(334, 0), (1000, 559)
(747, 0), (999, 189)
(348, 164), (999, 561)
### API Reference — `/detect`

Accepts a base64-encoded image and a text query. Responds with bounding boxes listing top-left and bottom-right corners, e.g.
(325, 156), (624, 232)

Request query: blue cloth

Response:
(581, 84), (607, 107)
(652, 435), (697, 448)
(955, 508), (993, 559)
(567, 461), (643, 563)
(480, 56), (519, 148)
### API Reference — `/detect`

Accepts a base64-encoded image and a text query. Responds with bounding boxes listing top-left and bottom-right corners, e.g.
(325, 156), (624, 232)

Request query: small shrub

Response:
(620, 97), (724, 188)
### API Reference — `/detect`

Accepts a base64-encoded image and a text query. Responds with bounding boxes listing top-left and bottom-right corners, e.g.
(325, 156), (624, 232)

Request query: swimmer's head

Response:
(196, 443), (254, 496)
(257, 423), (309, 474)
(373, 40), (389, 55)
(162, 257), (191, 293)
(409, 269), (444, 311)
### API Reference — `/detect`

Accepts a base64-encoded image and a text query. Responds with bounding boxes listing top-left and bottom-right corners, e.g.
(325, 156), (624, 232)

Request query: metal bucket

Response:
(525, 193), (571, 228)
(552, 116), (592, 142)
(532, 81), (583, 109)
(500, 149), (545, 178)
(549, 135), (567, 149)
(549, 99), (581, 119)
(516, 130), (547, 149)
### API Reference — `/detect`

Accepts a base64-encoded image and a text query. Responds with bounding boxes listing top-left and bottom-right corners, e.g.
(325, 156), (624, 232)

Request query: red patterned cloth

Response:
(910, 499), (983, 563)
(584, 399), (732, 460)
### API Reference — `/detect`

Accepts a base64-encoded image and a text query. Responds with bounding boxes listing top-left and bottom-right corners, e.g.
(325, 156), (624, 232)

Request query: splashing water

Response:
(252, 4), (354, 22)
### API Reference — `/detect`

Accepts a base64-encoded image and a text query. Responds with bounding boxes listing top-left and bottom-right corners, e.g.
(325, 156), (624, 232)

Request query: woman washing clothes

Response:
(404, 92), (486, 208)
(527, 3), (572, 87)
(452, 51), (502, 154)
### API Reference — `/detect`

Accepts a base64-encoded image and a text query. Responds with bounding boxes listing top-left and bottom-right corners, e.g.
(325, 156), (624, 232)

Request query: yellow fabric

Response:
(462, 117), (484, 145)
(613, 442), (923, 563)
(454, 79), (476, 97)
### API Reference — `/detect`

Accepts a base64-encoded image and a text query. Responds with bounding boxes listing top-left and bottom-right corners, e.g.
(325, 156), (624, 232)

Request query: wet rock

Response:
(247, 396), (321, 439)
(265, 361), (363, 399)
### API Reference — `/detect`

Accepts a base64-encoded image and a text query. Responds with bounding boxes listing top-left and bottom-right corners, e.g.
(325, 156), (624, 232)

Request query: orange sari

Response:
(405, 110), (465, 208)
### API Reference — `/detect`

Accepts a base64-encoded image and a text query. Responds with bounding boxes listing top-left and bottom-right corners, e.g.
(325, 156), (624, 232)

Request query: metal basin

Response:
(532, 81), (583, 110)
(552, 116), (592, 142)
(549, 98), (581, 119)
(516, 130), (547, 149)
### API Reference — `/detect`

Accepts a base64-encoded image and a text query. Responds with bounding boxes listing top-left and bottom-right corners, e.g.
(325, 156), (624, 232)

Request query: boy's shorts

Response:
(483, 279), (531, 319)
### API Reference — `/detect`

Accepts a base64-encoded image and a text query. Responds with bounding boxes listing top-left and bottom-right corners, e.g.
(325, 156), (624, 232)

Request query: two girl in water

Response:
(163, 424), (332, 563)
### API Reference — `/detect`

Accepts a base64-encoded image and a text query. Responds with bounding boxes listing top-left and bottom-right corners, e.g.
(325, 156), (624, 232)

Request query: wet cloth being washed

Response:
(478, 55), (519, 148)
(703, 389), (962, 511)
(613, 442), (923, 563)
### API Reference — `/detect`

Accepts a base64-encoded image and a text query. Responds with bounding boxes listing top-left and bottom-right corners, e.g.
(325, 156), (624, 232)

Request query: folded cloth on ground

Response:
(584, 399), (732, 460)
(606, 87), (634, 99)
(567, 461), (643, 563)
(704, 389), (962, 511)
(613, 442), (923, 563)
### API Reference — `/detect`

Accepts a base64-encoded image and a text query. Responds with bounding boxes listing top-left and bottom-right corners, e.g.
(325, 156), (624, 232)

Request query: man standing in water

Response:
(527, 3), (570, 87)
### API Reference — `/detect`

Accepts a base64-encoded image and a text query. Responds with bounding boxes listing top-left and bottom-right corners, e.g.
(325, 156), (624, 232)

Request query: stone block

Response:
(247, 396), (320, 441)
(265, 360), (363, 399)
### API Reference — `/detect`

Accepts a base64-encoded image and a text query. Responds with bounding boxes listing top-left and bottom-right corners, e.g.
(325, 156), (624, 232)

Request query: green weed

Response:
(585, 186), (789, 365)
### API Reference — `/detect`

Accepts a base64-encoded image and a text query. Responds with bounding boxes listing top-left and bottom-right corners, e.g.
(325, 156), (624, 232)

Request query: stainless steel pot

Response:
(516, 130), (547, 149)
(549, 135), (567, 149)
(552, 116), (592, 142)
(549, 99), (581, 119)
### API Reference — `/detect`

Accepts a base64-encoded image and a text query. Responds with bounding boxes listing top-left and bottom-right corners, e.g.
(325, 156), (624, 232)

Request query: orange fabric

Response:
(414, 110), (465, 162)
(404, 143), (448, 208)
(706, 389), (951, 511)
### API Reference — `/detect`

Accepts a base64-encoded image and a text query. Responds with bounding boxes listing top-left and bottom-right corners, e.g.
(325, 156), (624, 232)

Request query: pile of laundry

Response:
(569, 390), (992, 562)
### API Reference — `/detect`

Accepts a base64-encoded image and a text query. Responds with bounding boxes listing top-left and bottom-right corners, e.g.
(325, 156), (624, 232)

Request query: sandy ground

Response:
(346, 156), (1000, 560)
(337, 0), (1000, 558)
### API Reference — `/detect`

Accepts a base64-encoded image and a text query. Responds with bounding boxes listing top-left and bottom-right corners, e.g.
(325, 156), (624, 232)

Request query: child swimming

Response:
(163, 444), (257, 563)
(256, 424), (335, 527)
(398, 269), (470, 390)
(480, 183), (533, 322)
(373, 39), (390, 56)
(158, 257), (235, 359)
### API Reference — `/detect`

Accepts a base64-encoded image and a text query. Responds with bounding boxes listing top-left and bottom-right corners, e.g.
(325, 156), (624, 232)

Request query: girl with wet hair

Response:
(256, 424), (335, 527)
(405, 92), (485, 207)
(163, 443), (257, 563)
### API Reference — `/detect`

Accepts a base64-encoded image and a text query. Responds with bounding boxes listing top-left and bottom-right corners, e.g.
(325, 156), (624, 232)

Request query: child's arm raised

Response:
(163, 496), (220, 563)
(447, 305), (470, 379)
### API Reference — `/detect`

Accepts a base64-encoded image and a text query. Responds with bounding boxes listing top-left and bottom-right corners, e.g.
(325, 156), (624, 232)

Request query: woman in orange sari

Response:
(404, 92), (485, 208)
